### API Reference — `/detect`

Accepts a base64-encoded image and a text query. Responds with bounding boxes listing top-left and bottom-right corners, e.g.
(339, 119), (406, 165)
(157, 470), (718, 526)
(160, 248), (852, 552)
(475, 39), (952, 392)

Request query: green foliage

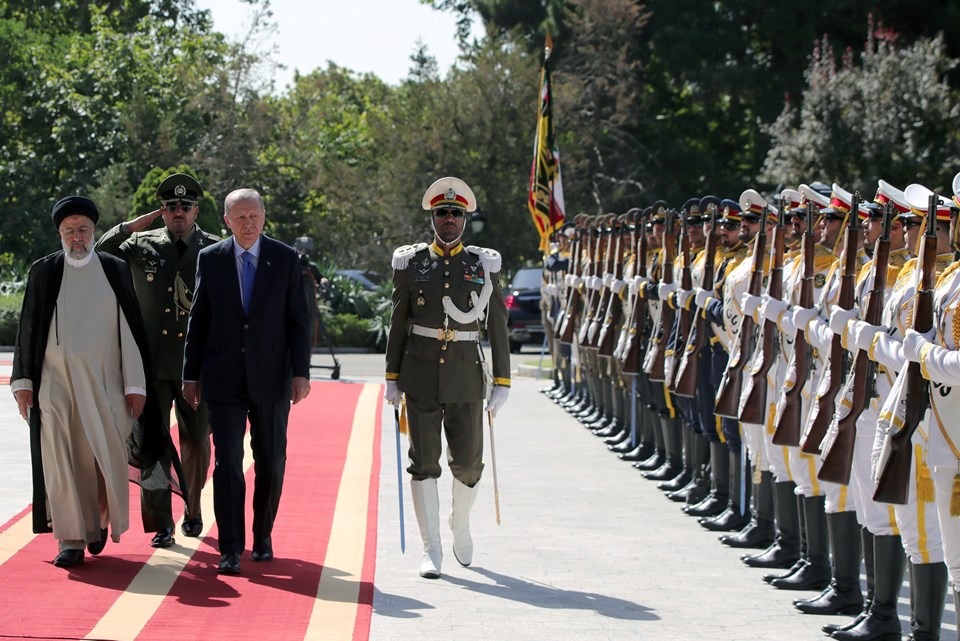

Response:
(322, 312), (373, 349)
(760, 31), (960, 191)
(0, 293), (24, 345)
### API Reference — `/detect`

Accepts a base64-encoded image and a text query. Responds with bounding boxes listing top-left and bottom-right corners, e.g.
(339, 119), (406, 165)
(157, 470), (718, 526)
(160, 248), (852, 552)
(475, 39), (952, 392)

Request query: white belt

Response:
(410, 324), (479, 342)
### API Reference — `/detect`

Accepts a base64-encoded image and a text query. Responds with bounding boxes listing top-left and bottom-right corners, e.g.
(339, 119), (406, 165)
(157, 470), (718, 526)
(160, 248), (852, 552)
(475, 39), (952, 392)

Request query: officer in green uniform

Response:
(384, 176), (511, 579)
(96, 173), (220, 548)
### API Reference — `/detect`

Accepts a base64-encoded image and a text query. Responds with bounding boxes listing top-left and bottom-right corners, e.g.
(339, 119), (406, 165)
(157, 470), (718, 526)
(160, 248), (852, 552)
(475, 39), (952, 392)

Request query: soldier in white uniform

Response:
(823, 181), (913, 640)
(870, 181), (957, 641)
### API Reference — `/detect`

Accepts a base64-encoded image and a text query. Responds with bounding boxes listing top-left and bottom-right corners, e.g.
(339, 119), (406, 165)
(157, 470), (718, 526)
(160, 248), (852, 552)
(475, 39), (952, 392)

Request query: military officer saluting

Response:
(96, 172), (220, 548)
(384, 177), (511, 579)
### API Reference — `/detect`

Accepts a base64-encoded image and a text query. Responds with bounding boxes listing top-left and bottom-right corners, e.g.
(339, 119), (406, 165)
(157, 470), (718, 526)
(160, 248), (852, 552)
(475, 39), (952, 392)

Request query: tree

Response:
(760, 29), (960, 193)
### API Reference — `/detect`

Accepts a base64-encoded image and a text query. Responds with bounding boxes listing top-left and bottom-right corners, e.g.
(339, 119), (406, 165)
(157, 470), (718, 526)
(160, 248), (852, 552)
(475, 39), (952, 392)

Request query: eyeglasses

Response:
(433, 208), (465, 220)
(164, 201), (195, 213)
(59, 224), (93, 237)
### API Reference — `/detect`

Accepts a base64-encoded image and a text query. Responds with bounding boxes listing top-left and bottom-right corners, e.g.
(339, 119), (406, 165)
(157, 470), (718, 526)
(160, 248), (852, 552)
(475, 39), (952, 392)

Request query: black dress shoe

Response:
(769, 560), (832, 590)
(87, 528), (108, 556)
(53, 548), (85, 567)
(251, 545), (274, 562)
(603, 430), (629, 446)
(764, 558), (804, 584)
(719, 522), (775, 549)
(609, 438), (635, 453)
(741, 542), (800, 568)
(151, 527), (175, 548)
(657, 470), (691, 492)
(642, 462), (681, 481)
(181, 517), (203, 538)
(793, 583), (863, 615)
(633, 451), (665, 471)
(683, 494), (726, 518)
(218, 552), (241, 574)
(821, 612), (866, 635)
(699, 506), (751, 532)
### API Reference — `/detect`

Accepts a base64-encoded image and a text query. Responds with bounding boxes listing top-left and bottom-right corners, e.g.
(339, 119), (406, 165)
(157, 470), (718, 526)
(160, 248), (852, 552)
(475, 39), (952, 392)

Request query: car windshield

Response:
(510, 268), (542, 290)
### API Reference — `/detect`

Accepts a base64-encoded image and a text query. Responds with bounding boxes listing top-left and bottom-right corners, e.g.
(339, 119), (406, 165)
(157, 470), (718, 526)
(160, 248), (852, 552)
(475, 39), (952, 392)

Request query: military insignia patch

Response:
(463, 268), (485, 284)
(814, 274), (826, 288)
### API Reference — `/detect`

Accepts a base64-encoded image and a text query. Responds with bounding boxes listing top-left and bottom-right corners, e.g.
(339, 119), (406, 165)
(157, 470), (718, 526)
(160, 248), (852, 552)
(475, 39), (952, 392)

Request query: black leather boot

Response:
(619, 441), (653, 460)
(794, 510), (863, 615)
(700, 448), (750, 531)
(721, 470), (775, 548)
(642, 459), (682, 481)
(743, 480), (801, 568)
(771, 495), (831, 591)
(905, 561), (947, 641)
(831, 534), (905, 640)
(610, 437), (637, 453)
(684, 441), (729, 517)
(823, 527), (875, 636)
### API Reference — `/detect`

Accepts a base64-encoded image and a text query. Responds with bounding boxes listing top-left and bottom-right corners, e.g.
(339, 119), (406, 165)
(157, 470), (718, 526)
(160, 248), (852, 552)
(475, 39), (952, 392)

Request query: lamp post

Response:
(469, 209), (487, 235)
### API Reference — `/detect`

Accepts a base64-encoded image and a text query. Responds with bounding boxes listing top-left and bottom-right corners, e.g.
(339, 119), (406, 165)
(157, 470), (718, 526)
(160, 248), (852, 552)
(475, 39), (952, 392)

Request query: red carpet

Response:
(0, 381), (383, 641)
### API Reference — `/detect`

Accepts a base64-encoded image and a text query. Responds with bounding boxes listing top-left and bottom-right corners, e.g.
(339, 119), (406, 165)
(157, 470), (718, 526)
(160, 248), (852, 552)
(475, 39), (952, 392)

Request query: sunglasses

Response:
(719, 221), (740, 230)
(901, 219), (922, 229)
(433, 208), (465, 219)
(164, 201), (195, 213)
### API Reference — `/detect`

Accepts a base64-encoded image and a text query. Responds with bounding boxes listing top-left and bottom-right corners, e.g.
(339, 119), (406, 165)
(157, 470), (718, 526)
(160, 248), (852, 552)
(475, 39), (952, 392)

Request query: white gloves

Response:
(828, 304), (859, 336)
(853, 320), (885, 352)
(740, 292), (761, 316)
(791, 307), (819, 332)
(612, 279), (625, 294)
(694, 287), (712, 308)
(487, 386), (510, 417)
(902, 328), (936, 363)
(763, 298), (788, 322)
(676, 289), (694, 309)
(657, 281), (677, 301)
(384, 380), (401, 405)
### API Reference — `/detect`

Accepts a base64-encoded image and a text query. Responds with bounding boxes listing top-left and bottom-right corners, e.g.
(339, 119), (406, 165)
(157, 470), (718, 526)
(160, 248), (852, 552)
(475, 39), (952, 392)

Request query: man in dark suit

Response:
(182, 188), (311, 575)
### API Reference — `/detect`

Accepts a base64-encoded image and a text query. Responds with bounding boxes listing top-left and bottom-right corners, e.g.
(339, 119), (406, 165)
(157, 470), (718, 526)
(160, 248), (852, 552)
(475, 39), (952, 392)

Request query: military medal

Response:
(146, 273), (155, 282)
(417, 290), (425, 306)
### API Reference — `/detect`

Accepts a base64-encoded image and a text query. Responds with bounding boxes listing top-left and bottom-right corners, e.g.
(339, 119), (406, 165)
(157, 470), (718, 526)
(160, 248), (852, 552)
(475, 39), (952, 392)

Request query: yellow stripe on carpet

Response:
(85, 431), (251, 641)
(0, 513), (36, 567)
(305, 383), (379, 641)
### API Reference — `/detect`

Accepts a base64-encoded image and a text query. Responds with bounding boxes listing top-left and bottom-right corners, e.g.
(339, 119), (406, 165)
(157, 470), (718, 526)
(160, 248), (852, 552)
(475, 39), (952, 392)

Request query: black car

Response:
(504, 267), (544, 353)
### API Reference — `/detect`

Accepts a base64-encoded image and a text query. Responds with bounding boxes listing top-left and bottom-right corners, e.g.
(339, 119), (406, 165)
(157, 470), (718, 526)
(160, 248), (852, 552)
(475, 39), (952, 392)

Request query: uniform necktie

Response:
(241, 251), (256, 314)
(175, 239), (188, 257)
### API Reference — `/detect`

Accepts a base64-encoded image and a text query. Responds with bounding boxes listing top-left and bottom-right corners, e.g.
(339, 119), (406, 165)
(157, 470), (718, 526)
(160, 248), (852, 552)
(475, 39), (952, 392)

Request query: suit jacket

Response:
(183, 234), (310, 405)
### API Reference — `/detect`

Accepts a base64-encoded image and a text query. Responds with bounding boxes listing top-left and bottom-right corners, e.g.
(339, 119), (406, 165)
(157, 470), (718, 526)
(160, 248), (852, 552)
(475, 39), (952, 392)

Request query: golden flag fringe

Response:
(527, 32), (566, 254)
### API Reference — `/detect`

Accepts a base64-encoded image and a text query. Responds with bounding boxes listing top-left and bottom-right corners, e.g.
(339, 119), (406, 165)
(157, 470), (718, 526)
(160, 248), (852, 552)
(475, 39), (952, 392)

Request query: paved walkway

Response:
(0, 349), (956, 641)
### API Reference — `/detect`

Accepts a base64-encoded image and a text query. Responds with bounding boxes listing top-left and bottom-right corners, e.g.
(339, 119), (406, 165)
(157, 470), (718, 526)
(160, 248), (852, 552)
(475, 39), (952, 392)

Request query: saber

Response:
(393, 407), (406, 553)
(487, 409), (501, 525)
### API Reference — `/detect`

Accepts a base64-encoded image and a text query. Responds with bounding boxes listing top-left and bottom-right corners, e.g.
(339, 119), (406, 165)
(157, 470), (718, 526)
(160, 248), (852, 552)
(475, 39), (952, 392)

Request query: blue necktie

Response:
(241, 251), (256, 314)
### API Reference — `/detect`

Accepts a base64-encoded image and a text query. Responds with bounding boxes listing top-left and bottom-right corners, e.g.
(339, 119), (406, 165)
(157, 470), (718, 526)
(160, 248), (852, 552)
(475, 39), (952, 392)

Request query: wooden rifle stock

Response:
(584, 216), (616, 347)
(648, 210), (677, 381)
(557, 227), (590, 343)
(874, 193), (939, 504)
(621, 225), (649, 374)
(576, 222), (603, 345)
(819, 204), (894, 484)
(740, 200), (786, 423)
(773, 202), (815, 446)
(715, 214), (767, 418)
(598, 220), (626, 355)
(674, 208), (719, 397)
(555, 226), (583, 343)
(800, 194), (861, 454)
(668, 216), (695, 390)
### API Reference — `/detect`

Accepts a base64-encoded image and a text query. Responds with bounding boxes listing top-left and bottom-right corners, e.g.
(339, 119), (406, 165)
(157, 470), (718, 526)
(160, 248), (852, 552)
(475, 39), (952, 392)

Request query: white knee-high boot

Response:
(410, 478), (442, 578)
(450, 478), (480, 566)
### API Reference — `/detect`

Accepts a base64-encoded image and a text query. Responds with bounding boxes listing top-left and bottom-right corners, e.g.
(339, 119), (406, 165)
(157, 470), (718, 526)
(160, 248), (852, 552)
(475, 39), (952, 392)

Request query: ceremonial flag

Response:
(528, 32), (566, 253)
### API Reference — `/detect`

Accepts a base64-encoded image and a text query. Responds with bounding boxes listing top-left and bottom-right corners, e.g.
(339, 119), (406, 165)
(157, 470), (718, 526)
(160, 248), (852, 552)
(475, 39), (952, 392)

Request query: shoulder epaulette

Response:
(465, 245), (502, 273)
(392, 243), (429, 270)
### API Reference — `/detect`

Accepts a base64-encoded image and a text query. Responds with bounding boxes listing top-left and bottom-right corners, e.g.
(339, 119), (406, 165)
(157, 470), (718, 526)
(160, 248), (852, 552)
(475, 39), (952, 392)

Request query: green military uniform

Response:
(385, 176), (510, 579)
(386, 240), (510, 484)
(96, 213), (219, 532)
